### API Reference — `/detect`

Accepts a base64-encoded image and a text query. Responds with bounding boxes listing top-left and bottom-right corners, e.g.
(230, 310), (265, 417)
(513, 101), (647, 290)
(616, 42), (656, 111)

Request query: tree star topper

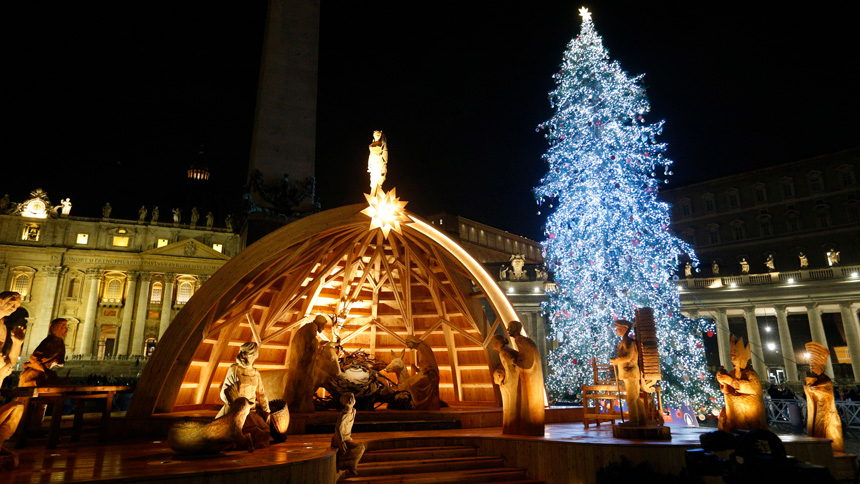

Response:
(361, 188), (409, 238)
(578, 7), (591, 22)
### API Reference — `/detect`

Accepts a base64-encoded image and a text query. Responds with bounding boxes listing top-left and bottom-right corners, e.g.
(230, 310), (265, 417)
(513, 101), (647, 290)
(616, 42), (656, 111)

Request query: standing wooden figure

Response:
(508, 321), (545, 436)
(804, 342), (843, 452)
(284, 315), (328, 412)
(716, 335), (767, 432)
(403, 335), (441, 410)
(490, 334), (520, 434)
(610, 320), (646, 425)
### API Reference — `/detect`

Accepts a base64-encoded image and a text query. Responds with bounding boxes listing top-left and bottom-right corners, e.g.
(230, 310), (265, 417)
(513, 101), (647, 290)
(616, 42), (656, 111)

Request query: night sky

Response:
(7, 2), (859, 241)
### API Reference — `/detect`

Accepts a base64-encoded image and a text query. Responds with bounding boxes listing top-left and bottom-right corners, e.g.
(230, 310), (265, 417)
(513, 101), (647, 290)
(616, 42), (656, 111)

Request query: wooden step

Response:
(362, 445), (477, 462)
(340, 467), (529, 484)
(356, 456), (505, 476)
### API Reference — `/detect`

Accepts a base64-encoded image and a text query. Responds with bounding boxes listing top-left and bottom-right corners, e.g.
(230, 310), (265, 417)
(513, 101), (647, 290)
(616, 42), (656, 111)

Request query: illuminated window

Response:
(112, 236), (129, 247)
(105, 279), (124, 301)
(157, 238), (169, 248)
(176, 282), (194, 304)
(21, 224), (41, 241)
(150, 282), (163, 304)
(12, 274), (30, 296)
(212, 243), (223, 253)
(76, 233), (89, 244)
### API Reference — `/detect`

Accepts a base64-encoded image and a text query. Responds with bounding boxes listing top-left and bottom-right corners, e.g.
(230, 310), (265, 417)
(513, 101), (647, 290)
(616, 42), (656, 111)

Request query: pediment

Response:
(141, 238), (229, 261)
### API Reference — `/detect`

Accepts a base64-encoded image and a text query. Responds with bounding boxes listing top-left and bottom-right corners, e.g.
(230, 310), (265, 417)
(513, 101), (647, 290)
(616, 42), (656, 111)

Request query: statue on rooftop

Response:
(190, 207), (200, 227)
(206, 211), (214, 228)
(138, 205), (147, 223)
(798, 252), (809, 269)
(765, 254), (775, 272)
(367, 131), (388, 195)
(102, 203), (112, 218)
(826, 248), (840, 266)
(739, 258), (749, 274)
(172, 208), (181, 224)
(60, 198), (71, 216)
(151, 206), (160, 224)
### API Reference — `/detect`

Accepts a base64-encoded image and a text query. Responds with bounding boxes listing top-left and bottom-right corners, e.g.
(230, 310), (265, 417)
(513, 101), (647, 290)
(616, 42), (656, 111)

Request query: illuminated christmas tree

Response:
(535, 8), (720, 414)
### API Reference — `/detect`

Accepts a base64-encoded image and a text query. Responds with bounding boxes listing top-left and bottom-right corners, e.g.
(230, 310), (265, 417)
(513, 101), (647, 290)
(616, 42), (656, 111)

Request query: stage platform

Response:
(4, 420), (844, 484)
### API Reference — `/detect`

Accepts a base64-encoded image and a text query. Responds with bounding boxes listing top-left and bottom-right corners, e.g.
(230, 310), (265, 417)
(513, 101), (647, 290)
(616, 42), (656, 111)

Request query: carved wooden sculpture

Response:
(331, 392), (366, 478)
(0, 292), (25, 469)
(804, 342), (843, 452)
(18, 318), (67, 388)
(716, 335), (767, 432)
(216, 342), (272, 449)
(168, 397), (255, 454)
(283, 315), (328, 412)
(508, 321), (545, 436)
(610, 320), (646, 425)
(490, 334), (520, 434)
(403, 335), (441, 410)
(367, 131), (388, 195)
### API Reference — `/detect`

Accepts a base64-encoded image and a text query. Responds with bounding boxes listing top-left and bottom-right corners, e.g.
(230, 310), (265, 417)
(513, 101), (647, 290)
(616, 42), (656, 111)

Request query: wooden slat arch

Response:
(127, 204), (521, 417)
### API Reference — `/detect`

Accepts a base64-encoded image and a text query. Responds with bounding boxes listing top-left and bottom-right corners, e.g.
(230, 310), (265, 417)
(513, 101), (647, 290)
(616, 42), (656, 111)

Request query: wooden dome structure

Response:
(127, 201), (520, 417)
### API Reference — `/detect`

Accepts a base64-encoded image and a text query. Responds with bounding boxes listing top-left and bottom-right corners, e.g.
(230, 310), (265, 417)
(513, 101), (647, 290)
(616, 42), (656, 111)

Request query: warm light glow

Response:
(787, 277), (795, 283)
(157, 238), (169, 248)
(729, 282), (737, 288)
(361, 188), (409, 238)
(212, 243), (223, 253)
(578, 7), (592, 22)
(112, 236), (129, 247)
(852, 272), (858, 278)
(767, 342), (776, 351)
(803, 352), (811, 360)
(76, 233), (89, 244)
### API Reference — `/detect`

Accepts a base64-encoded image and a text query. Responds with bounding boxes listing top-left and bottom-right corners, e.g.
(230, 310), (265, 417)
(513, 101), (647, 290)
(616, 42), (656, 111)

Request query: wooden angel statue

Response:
(490, 334), (520, 434)
(367, 130), (388, 195)
(804, 342), (843, 451)
(716, 335), (767, 432)
(609, 320), (646, 425)
(508, 321), (545, 435)
(19, 318), (67, 388)
(217, 342), (271, 449)
(331, 392), (365, 478)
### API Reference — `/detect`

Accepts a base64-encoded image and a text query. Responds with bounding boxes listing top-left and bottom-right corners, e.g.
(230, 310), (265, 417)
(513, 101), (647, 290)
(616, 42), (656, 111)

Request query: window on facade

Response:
(112, 236), (129, 247)
(176, 282), (194, 305)
(76, 233), (89, 244)
(105, 279), (124, 301)
(67, 278), (80, 298)
(468, 227), (477, 243)
(157, 238), (169, 248)
(478, 230), (487, 245)
(703, 194), (715, 212)
(757, 216), (773, 237)
(786, 215), (800, 232)
(459, 224), (467, 239)
(754, 184), (767, 203)
(212, 243), (223, 253)
(12, 274), (30, 296)
(781, 179), (795, 198)
(727, 189), (740, 209)
(707, 225), (720, 244)
(21, 224), (40, 241)
(683, 229), (696, 245)
(731, 222), (745, 241)
(679, 199), (691, 217)
(150, 282), (163, 304)
(808, 173), (824, 193)
(838, 165), (856, 187)
(847, 201), (860, 223)
(816, 210), (830, 228)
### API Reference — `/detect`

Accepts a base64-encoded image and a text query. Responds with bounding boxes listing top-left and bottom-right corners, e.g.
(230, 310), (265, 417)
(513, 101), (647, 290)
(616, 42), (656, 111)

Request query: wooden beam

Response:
(443, 324), (462, 403)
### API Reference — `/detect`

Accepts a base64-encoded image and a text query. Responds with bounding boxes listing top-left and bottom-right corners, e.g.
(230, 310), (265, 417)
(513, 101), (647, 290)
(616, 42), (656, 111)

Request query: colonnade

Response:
(701, 302), (860, 383)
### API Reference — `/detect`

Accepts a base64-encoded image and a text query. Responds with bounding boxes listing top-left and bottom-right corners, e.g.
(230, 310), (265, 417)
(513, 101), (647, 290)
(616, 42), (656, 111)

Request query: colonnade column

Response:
(714, 308), (732, 370)
(743, 307), (767, 381)
(23, 266), (63, 356)
(158, 273), (175, 338)
(131, 272), (152, 356)
(805, 304), (834, 378)
(77, 268), (102, 356)
(116, 271), (138, 356)
(773, 305), (798, 382)
(838, 302), (860, 383)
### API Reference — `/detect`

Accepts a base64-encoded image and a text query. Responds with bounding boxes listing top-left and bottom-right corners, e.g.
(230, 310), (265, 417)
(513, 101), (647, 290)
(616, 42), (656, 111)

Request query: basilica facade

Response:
(0, 189), (241, 360)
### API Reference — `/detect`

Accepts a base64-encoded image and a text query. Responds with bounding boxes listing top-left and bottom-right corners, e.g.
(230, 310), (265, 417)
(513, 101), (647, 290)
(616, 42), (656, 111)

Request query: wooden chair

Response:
(581, 358), (626, 428)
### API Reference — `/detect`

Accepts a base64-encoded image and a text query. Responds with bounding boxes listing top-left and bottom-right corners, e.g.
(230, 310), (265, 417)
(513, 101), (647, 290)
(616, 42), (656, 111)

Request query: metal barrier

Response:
(766, 398), (860, 429)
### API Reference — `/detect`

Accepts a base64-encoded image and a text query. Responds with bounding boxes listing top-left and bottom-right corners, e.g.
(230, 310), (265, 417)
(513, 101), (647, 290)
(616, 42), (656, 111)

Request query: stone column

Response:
(158, 273), (175, 338)
(839, 302), (860, 383)
(715, 308), (732, 371)
(77, 268), (102, 356)
(116, 271), (138, 356)
(773, 305), (798, 382)
(743, 307), (767, 382)
(0, 264), (8, 290)
(131, 272), (152, 356)
(21, 266), (63, 357)
(806, 304), (834, 378)
(52, 267), (70, 320)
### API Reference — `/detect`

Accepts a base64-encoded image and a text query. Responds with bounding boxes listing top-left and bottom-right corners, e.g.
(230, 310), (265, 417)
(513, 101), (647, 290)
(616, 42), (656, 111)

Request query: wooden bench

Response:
(3, 385), (133, 449)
